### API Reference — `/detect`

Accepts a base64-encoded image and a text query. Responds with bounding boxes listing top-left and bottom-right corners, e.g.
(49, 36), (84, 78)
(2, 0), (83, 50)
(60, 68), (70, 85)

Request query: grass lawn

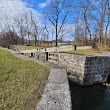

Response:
(11, 43), (63, 50)
(12, 44), (55, 50)
(0, 48), (50, 110)
(12, 45), (41, 50)
(64, 49), (104, 56)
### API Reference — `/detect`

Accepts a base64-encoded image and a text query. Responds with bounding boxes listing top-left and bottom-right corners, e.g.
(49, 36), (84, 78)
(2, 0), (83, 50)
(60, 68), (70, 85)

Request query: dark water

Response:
(69, 81), (110, 110)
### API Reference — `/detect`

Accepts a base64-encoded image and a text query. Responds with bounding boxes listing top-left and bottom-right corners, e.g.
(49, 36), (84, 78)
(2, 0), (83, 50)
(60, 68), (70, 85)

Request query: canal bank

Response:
(36, 69), (71, 110)
(69, 80), (110, 110)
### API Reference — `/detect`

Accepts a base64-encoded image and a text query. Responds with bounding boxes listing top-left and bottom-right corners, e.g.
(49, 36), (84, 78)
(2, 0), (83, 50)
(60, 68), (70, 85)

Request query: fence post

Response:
(74, 44), (77, 50)
(58, 52), (61, 65)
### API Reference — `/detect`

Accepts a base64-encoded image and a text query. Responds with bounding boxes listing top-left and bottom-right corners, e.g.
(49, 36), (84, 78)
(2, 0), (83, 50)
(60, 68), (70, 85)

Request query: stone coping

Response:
(36, 69), (72, 110)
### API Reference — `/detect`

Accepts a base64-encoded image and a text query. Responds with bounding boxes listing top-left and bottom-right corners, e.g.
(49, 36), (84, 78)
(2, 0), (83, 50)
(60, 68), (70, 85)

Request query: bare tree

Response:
(79, 0), (92, 46)
(0, 16), (18, 45)
(78, 0), (110, 47)
(45, 0), (71, 47)
(45, 25), (49, 45)
(104, 1), (110, 45)
(59, 24), (72, 45)
(24, 12), (34, 45)
(14, 17), (26, 45)
(29, 12), (39, 46)
(92, 0), (110, 46)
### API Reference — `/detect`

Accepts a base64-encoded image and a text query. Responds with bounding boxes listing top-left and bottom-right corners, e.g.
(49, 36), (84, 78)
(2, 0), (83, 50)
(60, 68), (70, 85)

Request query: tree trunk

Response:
(56, 21), (58, 47)
(35, 36), (37, 45)
(89, 34), (92, 46)
(22, 36), (24, 45)
(28, 33), (30, 45)
(56, 35), (58, 47)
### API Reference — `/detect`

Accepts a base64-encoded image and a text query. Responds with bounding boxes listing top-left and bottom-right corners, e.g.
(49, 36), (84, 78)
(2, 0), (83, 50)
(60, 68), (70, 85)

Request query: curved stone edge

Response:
(35, 69), (72, 110)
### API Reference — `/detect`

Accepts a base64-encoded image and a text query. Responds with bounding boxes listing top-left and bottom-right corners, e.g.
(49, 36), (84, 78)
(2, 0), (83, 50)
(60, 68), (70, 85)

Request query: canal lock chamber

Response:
(67, 56), (110, 110)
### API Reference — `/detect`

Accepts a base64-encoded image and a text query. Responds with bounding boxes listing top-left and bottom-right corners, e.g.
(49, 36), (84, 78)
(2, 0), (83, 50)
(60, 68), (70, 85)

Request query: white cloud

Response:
(39, 0), (51, 8)
(0, 0), (43, 28)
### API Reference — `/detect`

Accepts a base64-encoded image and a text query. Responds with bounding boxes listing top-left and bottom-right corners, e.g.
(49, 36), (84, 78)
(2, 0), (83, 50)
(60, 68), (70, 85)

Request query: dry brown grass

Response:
(64, 49), (104, 56)
(11, 44), (55, 50)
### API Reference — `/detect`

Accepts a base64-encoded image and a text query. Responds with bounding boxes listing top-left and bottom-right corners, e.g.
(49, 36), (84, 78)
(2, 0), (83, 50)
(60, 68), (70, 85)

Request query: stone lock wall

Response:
(58, 53), (110, 86)
(84, 57), (110, 85)
(59, 53), (86, 85)
(47, 52), (110, 86)
(21, 51), (110, 86)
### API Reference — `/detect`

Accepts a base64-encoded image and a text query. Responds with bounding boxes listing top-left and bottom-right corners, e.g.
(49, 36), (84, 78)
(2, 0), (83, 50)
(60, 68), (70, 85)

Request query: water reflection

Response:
(69, 81), (110, 110)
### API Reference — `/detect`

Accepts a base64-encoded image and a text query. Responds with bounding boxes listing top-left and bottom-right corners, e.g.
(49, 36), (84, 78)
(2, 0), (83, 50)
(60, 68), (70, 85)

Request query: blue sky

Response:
(22, 0), (78, 24)
(22, 0), (48, 11)
(22, 0), (76, 24)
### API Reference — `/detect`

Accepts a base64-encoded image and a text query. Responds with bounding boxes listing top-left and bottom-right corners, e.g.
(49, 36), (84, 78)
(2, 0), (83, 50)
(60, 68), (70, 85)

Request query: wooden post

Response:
(74, 44), (77, 50)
